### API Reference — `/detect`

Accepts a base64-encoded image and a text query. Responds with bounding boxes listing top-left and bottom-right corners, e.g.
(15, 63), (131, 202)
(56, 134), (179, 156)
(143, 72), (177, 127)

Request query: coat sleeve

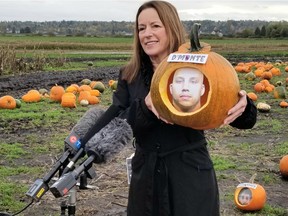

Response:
(229, 96), (257, 129)
(112, 72), (159, 136)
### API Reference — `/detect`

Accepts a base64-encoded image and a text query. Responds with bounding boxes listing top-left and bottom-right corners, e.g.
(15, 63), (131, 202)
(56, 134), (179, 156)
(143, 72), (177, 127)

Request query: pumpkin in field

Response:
(78, 91), (91, 103)
(150, 24), (240, 130)
(22, 90), (42, 103)
(92, 81), (105, 93)
(234, 182), (266, 211)
(247, 92), (258, 101)
(279, 155), (288, 177)
(0, 95), (17, 109)
(273, 83), (287, 99)
(279, 100), (288, 108)
(50, 85), (65, 102)
(61, 93), (76, 108)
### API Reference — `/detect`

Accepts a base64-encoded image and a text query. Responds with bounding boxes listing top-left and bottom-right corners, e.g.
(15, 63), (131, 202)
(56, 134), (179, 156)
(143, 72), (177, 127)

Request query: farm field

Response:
(0, 36), (288, 216)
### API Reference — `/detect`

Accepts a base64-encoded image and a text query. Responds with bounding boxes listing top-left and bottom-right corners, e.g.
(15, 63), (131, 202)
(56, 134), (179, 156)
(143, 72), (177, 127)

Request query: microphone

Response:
(85, 117), (133, 163)
(26, 107), (106, 202)
(50, 117), (133, 198)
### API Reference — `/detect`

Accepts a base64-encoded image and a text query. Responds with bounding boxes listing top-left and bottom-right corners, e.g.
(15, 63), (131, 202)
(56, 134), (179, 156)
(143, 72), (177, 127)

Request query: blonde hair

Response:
(122, 0), (186, 83)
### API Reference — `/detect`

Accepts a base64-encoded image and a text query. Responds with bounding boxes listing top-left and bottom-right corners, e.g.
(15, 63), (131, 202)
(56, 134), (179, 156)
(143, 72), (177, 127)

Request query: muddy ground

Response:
(0, 67), (288, 216)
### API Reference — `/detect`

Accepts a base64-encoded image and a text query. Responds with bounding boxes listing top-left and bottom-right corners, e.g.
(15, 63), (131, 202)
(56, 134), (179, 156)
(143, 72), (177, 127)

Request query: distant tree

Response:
(260, 26), (266, 37)
(254, 27), (261, 37)
(280, 26), (288, 37)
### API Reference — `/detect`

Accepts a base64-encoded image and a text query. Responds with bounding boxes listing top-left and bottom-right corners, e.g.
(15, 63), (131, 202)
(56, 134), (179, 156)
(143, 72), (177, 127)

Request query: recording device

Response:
(26, 107), (106, 201)
(50, 117), (133, 198)
(26, 131), (81, 201)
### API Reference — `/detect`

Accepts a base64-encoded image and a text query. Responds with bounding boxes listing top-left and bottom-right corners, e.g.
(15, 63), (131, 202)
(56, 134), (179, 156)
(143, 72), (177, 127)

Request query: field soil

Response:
(0, 67), (288, 216)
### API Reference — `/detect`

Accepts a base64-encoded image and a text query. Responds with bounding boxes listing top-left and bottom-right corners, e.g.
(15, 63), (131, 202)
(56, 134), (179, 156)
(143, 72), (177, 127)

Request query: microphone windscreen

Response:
(72, 107), (105, 138)
(85, 117), (133, 163)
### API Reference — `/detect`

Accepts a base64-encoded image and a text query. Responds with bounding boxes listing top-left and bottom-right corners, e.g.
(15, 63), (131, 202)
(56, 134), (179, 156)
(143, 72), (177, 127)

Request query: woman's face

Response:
(137, 8), (169, 62)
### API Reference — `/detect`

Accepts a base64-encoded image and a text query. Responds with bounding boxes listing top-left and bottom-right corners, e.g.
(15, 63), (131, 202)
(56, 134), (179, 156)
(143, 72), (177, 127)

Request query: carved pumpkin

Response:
(0, 95), (17, 109)
(279, 155), (288, 177)
(150, 24), (240, 129)
(234, 182), (266, 211)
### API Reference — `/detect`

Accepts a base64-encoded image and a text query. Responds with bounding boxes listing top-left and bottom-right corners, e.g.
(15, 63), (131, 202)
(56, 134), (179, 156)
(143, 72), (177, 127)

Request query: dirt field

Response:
(0, 67), (288, 216)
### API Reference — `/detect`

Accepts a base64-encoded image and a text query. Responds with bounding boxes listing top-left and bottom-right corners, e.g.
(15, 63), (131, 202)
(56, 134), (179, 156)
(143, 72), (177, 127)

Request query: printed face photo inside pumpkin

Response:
(238, 188), (252, 205)
(169, 67), (206, 112)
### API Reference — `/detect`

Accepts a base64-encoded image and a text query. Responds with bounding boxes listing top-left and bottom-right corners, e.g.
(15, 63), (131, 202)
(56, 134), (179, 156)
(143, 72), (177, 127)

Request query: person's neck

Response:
(150, 55), (167, 71)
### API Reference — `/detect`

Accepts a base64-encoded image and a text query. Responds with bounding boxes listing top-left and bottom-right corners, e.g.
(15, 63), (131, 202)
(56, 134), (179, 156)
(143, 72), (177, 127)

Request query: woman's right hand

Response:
(145, 92), (173, 124)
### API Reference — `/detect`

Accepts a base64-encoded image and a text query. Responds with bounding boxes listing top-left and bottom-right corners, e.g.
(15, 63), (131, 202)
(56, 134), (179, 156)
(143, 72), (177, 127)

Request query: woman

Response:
(83, 1), (257, 215)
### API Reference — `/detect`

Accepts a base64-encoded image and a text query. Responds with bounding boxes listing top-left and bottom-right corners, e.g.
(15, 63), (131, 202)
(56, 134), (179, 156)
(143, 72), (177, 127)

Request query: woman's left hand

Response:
(223, 90), (247, 125)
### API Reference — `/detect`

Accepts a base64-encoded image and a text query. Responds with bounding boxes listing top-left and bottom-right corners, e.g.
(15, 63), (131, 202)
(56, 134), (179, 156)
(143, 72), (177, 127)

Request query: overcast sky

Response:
(0, 0), (287, 22)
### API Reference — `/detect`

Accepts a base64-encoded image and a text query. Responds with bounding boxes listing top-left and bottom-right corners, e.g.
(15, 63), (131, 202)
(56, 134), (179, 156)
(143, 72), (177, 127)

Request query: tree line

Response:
(0, 20), (287, 38)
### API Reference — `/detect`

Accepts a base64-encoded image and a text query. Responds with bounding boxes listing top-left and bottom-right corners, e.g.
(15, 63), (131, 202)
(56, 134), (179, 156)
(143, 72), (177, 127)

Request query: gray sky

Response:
(0, 0), (287, 22)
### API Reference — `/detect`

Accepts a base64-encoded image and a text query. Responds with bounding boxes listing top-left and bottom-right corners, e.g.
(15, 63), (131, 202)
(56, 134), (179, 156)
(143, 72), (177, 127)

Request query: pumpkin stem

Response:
(249, 173), (257, 184)
(190, 23), (202, 51)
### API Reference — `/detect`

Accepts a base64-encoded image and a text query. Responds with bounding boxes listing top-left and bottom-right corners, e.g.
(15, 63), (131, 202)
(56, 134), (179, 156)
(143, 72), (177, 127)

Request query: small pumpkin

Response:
(256, 102), (271, 113)
(247, 92), (258, 101)
(50, 85), (65, 102)
(244, 71), (256, 81)
(234, 182), (266, 211)
(92, 81), (105, 93)
(79, 84), (92, 92)
(150, 24), (240, 130)
(279, 100), (288, 108)
(0, 95), (17, 109)
(80, 78), (92, 85)
(273, 83), (286, 99)
(279, 155), (288, 178)
(22, 90), (42, 103)
(78, 91), (91, 103)
(80, 99), (89, 106)
(61, 93), (76, 108)
(88, 96), (100, 105)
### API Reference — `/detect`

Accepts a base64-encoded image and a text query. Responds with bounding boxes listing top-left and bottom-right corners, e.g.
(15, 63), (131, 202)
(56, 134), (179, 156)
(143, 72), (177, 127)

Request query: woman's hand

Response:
(223, 90), (247, 125)
(145, 92), (173, 124)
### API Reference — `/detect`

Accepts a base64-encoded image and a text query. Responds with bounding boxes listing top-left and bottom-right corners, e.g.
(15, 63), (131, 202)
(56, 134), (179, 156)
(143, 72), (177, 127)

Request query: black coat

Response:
(110, 67), (257, 216)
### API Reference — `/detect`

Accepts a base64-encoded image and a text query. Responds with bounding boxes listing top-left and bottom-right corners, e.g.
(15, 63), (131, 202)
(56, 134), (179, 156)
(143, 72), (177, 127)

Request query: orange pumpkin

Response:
(22, 90), (42, 103)
(279, 155), (288, 177)
(279, 100), (288, 108)
(0, 95), (17, 109)
(150, 24), (240, 130)
(88, 96), (100, 105)
(50, 85), (65, 102)
(61, 93), (76, 108)
(234, 182), (266, 211)
(247, 92), (258, 101)
(78, 91), (91, 103)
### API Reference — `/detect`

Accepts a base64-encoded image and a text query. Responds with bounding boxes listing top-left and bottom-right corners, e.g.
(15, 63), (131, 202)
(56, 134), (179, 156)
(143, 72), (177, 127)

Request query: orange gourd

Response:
(279, 155), (288, 177)
(50, 85), (65, 102)
(79, 84), (92, 92)
(150, 24), (240, 130)
(78, 91), (91, 103)
(88, 96), (100, 105)
(247, 92), (258, 101)
(61, 93), (76, 108)
(0, 95), (17, 109)
(279, 100), (288, 108)
(22, 90), (42, 103)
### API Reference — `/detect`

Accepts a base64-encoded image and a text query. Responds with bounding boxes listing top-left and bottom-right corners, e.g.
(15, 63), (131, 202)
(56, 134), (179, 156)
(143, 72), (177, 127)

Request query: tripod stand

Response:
(58, 172), (97, 216)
